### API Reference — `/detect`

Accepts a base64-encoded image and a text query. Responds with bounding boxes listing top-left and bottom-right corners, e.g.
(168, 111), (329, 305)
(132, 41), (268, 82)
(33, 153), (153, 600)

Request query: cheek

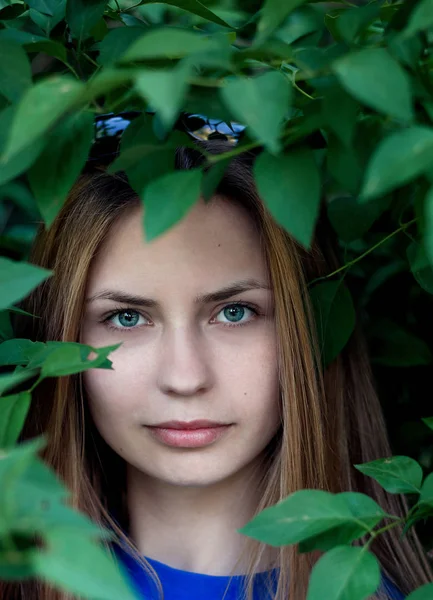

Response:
(82, 350), (149, 429)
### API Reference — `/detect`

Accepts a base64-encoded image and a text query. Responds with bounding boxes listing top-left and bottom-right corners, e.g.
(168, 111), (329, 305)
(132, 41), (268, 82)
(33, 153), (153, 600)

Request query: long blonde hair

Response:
(3, 139), (431, 599)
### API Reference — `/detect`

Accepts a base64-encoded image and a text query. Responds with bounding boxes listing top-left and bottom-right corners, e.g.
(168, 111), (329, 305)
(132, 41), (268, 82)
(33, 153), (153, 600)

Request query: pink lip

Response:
(146, 424), (232, 448)
(150, 420), (229, 430)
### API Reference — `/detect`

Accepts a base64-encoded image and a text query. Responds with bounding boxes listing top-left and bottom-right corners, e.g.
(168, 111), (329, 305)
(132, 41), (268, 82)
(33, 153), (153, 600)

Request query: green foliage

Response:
(0, 0), (433, 597)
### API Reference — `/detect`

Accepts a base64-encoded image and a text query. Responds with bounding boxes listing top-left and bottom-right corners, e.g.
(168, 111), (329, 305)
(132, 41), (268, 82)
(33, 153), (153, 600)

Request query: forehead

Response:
(86, 196), (268, 294)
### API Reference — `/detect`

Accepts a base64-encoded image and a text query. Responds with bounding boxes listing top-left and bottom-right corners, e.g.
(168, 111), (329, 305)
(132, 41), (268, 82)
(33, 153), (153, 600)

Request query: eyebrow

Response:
(85, 278), (272, 307)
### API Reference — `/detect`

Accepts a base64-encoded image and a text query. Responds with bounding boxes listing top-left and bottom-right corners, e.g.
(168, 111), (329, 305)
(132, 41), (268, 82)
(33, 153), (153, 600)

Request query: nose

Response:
(157, 325), (212, 397)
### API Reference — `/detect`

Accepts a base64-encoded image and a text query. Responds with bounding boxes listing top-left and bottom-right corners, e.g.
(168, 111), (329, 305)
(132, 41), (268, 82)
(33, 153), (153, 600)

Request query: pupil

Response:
(119, 311), (138, 327)
(224, 306), (245, 322)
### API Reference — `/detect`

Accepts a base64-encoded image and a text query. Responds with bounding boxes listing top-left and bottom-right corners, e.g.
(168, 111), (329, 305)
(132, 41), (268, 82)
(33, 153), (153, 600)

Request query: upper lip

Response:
(149, 420), (229, 430)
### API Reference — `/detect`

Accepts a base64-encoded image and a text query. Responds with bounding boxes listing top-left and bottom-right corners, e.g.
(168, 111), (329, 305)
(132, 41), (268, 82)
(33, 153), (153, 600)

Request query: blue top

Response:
(116, 546), (405, 600)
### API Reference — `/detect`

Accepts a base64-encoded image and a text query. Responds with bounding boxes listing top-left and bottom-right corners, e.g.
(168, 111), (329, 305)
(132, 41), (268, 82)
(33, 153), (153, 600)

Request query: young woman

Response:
(4, 129), (432, 600)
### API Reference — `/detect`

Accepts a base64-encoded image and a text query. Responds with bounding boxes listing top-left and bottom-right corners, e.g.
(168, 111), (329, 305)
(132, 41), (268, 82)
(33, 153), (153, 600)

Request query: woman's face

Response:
(81, 196), (281, 488)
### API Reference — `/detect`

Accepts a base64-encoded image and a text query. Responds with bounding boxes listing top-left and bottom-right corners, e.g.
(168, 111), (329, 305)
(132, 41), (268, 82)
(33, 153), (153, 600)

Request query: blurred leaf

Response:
(0, 369), (38, 397)
(327, 134), (363, 194)
(0, 392), (31, 447)
(309, 280), (356, 366)
(403, 0), (433, 38)
(0, 40), (32, 103)
(422, 417), (433, 432)
(406, 585), (433, 600)
(360, 127), (433, 201)
(0, 339), (46, 366)
(135, 0), (232, 27)
(33, 528), (137, 600)
(26, 0), (58, 15)
(407, 240), (433, 294)
(0, 181), (40, 220)
(135, 62), (192, 132)
(322, 86), (359, 147)
(239, 489), (385, 549)
(254, 0), (308, 46)
(120, 27), (229, 62)
(66, 0), (109, 41)
(96, 26), (145, 66)
(1, 76), (84, 162)
(0, 311), (14, 342)
(306, 546), (380, 600)
(28, 111), (94, 228)
(336, 3), (381, 44)
(0, 105), (46, 187)
(369, 319), (432, 366)
(424, 186), (433, 267)
(0, 257), (52, 311)
(201, 157), (232, 201)
(28, 1), (66, 36)
(275, 6), (323, 45)
(355, 456), (423, 494)
(254, 148), (320, 248)
(220, 71), (291, 154)
(328, 195), (390, 243)
(333, 48), (414, 122)
(142, 168), (202, 241)
(419, 472), (433, 506)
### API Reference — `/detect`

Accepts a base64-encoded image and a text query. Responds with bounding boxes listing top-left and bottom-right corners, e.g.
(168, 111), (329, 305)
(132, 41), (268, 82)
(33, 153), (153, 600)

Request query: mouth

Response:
(146, 424), (232, 448)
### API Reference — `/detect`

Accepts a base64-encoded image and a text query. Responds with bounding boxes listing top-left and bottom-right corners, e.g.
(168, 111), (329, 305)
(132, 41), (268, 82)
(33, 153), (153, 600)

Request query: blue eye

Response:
(214, 303), (258, 327)
(104, 309), (148, 331)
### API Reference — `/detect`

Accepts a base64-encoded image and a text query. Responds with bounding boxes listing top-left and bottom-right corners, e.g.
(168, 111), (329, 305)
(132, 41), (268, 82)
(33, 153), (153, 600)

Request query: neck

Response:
(126, 459), (275, 576)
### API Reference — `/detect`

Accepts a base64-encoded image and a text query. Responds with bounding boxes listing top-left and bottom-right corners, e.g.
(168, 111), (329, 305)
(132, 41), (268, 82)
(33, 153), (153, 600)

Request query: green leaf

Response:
(254, 0), (309, 46)
(360, 127), (433, 201)
(306, 546), (380, 600)
(369, 319), (432, 366)
(37, 343), (121, 378)
(0, 369), (38, 397)
(97, 26), (145, 66)
(322, 86), (359, 147)
(275, 6), (323, 45)
(333, 48), (414, 122)
(424, 186), (433, 268)
(253, 148), (320, 248)
(422, 417), (433, 432)
(407, 240), (433, 295)
(142, 168), (202, 242)
(0, 40), (32, 103)
(0, 311), (14, 342)
(239, 490), (384, 550)
(406, 584), (433, 600)
(0, 339), (46, 367)
(327, 133), (363, 194)
(403, 0), (433, 38)
(120, 27), (228, 62)
(28, 1), (66, 36)
(419, 472), (433, 506)
(201, 157), (232, 201)
(33, 528), (138, 600)
(66, 0), (109, 41)
(309, 280), (356, 366)
(0, 392), (31, 447)
(0, 105), (46, 186)
(220, 71), (291, 154)
(1, 76), (84, 162)
(336, 3), (381, 44)
(135, 0), (232, 27)
(135, 62), (192, 131)
(0, 257), (52, 311)
(28, 111), (94, 228)
(26, 0), (58, 16)
(355, 456), (423, 494)
(328, 195), (390, 243)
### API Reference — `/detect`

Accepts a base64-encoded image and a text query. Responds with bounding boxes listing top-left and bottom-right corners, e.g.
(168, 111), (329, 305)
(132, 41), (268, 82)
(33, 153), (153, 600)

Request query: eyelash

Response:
(100, 302), (260, 333)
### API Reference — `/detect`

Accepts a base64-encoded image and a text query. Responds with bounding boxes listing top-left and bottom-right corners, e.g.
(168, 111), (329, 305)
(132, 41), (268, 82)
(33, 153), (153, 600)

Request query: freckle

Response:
(217, 244), (221, 247)
(244, 392), (247, 396)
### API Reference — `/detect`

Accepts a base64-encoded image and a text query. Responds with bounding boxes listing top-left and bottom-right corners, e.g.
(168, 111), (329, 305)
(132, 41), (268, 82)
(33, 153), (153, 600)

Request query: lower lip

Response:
(147, 425), (231, 448)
